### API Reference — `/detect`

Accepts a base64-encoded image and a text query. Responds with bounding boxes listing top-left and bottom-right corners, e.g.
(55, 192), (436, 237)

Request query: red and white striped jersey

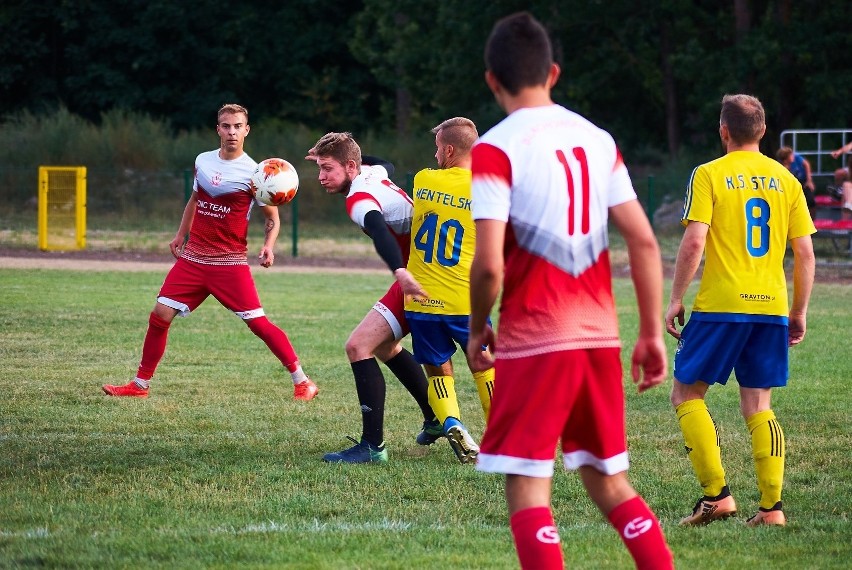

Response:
(182, 150), (258, 265)
(471, 104), (636, 359)
(345, 164), (413, 262)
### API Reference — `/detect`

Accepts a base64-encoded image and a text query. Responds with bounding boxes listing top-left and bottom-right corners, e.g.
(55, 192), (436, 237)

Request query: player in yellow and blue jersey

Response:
(666, 94), (816, 527)
(405, 117), (495, 464)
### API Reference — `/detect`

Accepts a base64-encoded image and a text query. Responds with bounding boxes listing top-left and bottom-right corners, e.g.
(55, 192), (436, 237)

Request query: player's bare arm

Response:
(169, 193), (198, 258)
(788, 234), (815, 346)
(610, 199), (668, 390)
(393, 267), (428, 301)
(466, 219), (504, 371)
(258, 204), (280, 268)
(831, 141), (852, 159)
(665, 221), (708, 339)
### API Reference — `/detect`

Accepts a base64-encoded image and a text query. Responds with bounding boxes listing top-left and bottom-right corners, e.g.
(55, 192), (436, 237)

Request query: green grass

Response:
(1, 268), (850, 569)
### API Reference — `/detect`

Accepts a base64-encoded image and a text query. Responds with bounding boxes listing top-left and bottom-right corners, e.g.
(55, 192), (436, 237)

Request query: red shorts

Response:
(476, 348), (628, 477)
(372, 280), (409, 340)
(157, 258), (264, 319)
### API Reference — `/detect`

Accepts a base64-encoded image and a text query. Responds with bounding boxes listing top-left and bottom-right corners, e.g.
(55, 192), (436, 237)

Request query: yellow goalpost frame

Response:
(38, 166), (87, 251)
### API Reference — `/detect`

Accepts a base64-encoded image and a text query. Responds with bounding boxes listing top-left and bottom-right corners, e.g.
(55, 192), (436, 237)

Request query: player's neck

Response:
(501, 87), (553, 115)
(725, 142), (760, 153)
(443, 156), (472, 170)
(218, 148), (244, 161)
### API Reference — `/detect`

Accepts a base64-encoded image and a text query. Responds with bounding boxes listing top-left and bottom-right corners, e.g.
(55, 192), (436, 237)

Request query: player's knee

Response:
(148, 311), (172, 331)
(246, 315), (271, 336)
(344, 335), (366, 361)
(669, 380), (699, 408)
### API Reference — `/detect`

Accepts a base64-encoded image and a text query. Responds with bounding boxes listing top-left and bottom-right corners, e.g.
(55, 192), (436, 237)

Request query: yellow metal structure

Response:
(38, 166), (87, 251)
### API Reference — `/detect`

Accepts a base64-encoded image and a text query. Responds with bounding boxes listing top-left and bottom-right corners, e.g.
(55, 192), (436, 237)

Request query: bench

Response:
(811, 195), (851, 255)
(813, 218), (852, 255)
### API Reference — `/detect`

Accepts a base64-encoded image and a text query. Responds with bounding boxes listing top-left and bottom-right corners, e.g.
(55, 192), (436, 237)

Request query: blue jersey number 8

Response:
(745, 197), (770, 257)
(414, 213), (463, 266)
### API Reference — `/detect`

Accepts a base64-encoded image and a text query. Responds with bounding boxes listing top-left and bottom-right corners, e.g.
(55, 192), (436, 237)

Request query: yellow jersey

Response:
(405, 167), (476, 316)
(682, 150), (816, 319)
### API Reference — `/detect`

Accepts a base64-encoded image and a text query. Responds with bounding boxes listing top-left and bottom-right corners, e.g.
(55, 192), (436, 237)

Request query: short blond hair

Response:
(311, 132), (362, 166)
(217, 103), (248, 124)
(431, 117), (478, 153)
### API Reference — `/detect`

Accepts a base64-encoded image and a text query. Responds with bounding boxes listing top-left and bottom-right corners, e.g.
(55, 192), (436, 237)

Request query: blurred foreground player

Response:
(466, 12), (673, 570)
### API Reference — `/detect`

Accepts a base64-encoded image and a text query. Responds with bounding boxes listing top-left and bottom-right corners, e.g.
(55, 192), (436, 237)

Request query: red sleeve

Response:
(472, 142), (512, 187)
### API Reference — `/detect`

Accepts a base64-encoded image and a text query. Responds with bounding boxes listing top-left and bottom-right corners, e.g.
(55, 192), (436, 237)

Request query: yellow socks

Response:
(676, 399), (726, 497)
(747, 409), (785, 509)
(427, 375), (461, 425)
(473, 368), (495, 420)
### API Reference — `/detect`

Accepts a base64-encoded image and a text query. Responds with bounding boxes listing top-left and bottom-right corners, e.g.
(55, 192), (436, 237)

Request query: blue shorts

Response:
(673, 320), (789, 388)
(405, 313), (489, 367)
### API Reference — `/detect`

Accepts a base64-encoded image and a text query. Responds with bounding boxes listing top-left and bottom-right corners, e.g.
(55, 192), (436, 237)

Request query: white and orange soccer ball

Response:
(250, 158), (299, 205)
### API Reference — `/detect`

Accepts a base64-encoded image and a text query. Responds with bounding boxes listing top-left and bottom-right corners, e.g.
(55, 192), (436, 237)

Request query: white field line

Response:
(2, 520), (611, 540)
(0, 527), (51, 538)
(0, 431), (270, 442)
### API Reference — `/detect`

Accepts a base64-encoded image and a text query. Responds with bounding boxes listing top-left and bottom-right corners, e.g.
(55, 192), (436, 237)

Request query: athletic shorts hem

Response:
(157, 296), (190, 317)
(476, 453), (554, 478)
(563, 450), (629, 475)
(373, 301), (403, 340)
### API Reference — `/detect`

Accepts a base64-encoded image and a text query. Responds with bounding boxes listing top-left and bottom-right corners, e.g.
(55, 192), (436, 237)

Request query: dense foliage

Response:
(2, 0), (850, 160)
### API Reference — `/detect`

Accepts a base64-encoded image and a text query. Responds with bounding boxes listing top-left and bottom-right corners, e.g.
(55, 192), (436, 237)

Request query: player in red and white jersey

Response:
(102, 104), (318, 401)
(466, 13), (672, 570)
(306, 132), (436, 464)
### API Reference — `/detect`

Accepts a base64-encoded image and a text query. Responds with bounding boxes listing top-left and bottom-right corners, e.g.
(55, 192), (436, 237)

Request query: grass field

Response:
(1, 266), (850, 569)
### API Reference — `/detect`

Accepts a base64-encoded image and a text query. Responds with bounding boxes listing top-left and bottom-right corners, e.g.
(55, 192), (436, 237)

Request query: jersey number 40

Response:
(414, 213), (463, 267)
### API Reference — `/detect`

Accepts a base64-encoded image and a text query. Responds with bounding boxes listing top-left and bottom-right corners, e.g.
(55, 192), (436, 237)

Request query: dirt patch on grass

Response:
(0, 247), (386, 274)
(0, 246), (848, 283)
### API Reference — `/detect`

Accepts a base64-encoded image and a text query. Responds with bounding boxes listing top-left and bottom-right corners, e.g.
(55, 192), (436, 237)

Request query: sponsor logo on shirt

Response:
(196, 200), (231, 219)
(739, 293), (775, 302)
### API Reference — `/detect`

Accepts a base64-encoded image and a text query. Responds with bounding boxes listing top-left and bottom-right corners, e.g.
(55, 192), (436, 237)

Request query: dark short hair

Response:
(720, 94), (765, 145)
(484, 12), (552, 96)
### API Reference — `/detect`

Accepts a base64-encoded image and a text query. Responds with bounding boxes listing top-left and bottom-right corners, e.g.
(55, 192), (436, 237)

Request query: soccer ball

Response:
(250, 158), (299, 205)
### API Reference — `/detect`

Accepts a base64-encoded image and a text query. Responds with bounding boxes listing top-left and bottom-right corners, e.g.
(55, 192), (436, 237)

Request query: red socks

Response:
(246, 316), (299, 371)
(510, 507), (564, 570)
(510, 499), (672, 569)
(607, 496), (673, 570)
(137, 312), (171, 380)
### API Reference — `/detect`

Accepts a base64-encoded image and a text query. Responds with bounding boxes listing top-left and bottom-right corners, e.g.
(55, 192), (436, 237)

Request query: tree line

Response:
(2, 0), (850, 162)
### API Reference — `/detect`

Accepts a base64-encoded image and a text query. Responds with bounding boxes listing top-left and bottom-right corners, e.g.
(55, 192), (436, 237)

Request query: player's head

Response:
(310, 132), (362, 195)
(719, 94), (766, 146)
(776, 146), (794, 167)
(216, 103), (250, 157)
(484, 12), (555, 96)
(431, 117), (478, 169)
